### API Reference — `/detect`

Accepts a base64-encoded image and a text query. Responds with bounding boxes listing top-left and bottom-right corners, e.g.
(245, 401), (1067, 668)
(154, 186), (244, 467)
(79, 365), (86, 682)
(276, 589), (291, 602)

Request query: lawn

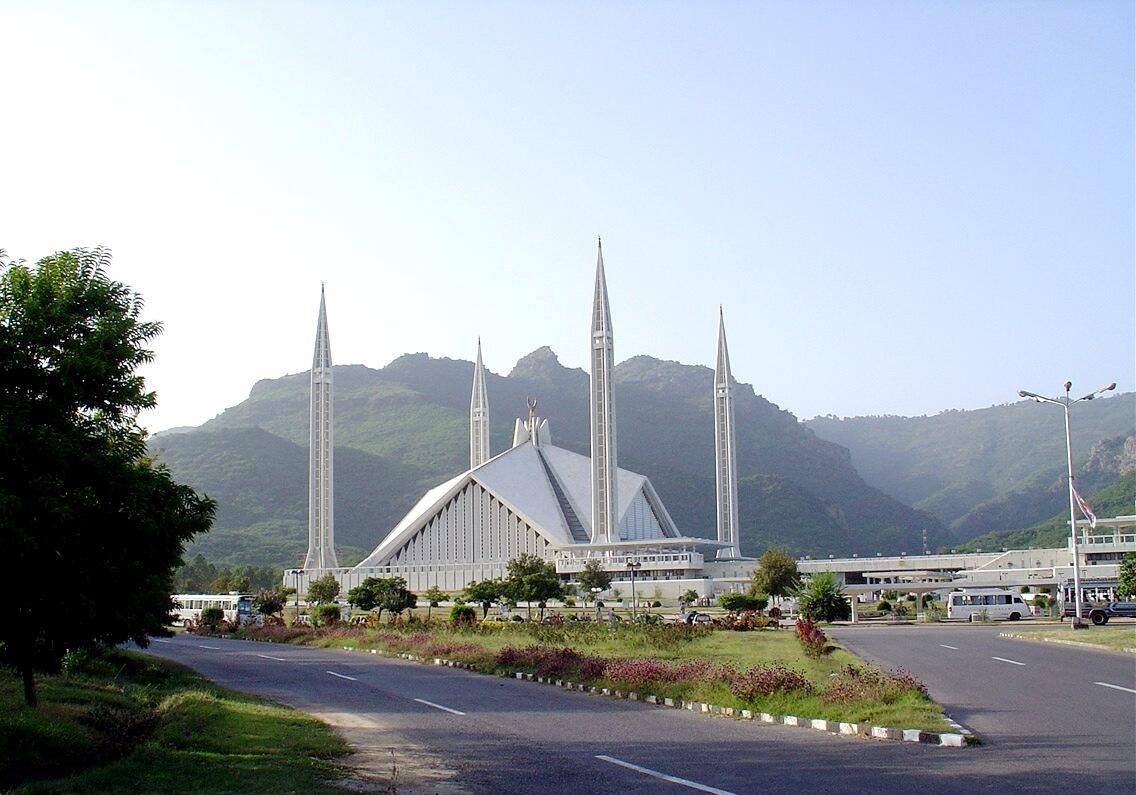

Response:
(1008, 624), (1136, 652)
(1, 649), (351, 794)
(244, 619), (953, 732)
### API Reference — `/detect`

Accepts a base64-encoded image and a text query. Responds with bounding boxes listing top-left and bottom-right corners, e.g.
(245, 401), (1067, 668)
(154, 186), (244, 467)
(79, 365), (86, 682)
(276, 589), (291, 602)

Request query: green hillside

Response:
(958, 472), (1136, 551)
(152, 347), (947, 568)
(806, 393), (1134, 530)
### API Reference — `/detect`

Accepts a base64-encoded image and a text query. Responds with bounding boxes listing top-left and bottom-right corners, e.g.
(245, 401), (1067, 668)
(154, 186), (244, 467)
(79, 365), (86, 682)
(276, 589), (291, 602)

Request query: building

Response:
(288, 241), (754, 597)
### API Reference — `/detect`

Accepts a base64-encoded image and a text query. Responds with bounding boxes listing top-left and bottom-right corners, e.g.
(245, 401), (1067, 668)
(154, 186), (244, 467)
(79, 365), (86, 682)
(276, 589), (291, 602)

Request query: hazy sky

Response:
(2, 1), (1132, 433)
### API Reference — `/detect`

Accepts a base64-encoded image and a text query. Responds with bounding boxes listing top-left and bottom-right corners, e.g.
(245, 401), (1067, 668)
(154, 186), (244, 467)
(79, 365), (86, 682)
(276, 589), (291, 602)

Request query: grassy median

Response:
(240, 619), (953, 732)
(1006, 624), (1136, 652)
(1, 649), (350, 794)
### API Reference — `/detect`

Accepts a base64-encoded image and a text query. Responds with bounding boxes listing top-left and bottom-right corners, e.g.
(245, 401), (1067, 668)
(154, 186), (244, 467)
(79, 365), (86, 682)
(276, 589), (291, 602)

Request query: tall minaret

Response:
(590, 238), (619, 544)
(714, 307), (741, 559)
(304, 286), (338, 570)
(470, 338), (490, 469)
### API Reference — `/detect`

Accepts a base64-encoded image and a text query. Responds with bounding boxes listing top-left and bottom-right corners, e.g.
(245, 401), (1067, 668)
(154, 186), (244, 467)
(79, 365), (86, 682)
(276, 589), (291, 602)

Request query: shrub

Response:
(315, 604), (341, 626)
(450, 605), (477, 626)
(795, 618), (828, 659)
(651, 600), (662, 608)
(728, 664), (812, 701)
(796, 572), (850, 622)
(494, 645), (605, 679)
(199, 607), (224, 632)
(823, 664), (928, 705)
(875, 600), (892, 613)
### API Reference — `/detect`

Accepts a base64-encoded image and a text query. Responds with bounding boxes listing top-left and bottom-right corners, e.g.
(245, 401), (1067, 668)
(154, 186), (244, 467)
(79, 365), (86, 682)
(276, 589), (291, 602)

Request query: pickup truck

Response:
(1063, 600), (1136, 625)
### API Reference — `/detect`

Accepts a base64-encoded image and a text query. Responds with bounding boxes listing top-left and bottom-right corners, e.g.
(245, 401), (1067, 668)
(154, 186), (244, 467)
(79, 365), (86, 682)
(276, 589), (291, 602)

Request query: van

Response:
(946, 588), (1031, 621)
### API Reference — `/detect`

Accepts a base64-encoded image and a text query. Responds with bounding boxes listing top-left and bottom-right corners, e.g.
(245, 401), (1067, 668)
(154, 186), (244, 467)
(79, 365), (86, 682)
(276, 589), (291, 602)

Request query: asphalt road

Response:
(142, 630), (1135, 795)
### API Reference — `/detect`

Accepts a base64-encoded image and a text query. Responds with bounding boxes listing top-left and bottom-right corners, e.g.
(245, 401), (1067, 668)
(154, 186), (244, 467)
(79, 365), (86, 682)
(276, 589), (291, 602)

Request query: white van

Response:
(946, 589), (1032, 622)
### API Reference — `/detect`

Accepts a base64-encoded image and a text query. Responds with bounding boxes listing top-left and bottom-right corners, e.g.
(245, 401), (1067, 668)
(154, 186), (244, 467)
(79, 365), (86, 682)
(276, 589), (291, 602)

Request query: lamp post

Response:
(626, 560), (642, 620)
(293, 568), (305, 625)
(591, 587), (602, 621)
(1018, 381), (1116, 628)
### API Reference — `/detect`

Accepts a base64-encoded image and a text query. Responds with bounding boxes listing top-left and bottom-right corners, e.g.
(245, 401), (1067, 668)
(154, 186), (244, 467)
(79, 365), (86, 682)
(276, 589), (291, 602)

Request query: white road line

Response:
(326, 671), (357, 681)
(256, 653), (287, 662)
(991, 656), (1025, 666)
(413, 698), (466, 716)
(1095, 681), (1136, 695)
(198, 644), (221, 650)
(152, 639), (172, 644)
(596, 755), (739, 795)
(939, 644), (959, 650)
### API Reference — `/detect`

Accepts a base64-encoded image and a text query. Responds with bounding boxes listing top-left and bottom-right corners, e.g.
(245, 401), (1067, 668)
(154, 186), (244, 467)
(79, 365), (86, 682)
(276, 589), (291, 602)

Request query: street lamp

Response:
(626, 559), (642, 620)
(591, 587), (602, 621)
(1017, 380), (1116, 627)
(293, 568), (305, 625)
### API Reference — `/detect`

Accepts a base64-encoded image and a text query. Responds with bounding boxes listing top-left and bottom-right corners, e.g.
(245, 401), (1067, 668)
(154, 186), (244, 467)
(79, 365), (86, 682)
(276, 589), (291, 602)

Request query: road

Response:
(142, 630), (1135, 795)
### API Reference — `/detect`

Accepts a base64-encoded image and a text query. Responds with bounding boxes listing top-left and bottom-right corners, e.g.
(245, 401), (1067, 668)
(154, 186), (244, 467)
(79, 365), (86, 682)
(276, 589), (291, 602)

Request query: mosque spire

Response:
(589, 238), (619, 544)
(470, 338), (490, 469)
(714, 306), (741, 559)
(304, 285), (338, 570)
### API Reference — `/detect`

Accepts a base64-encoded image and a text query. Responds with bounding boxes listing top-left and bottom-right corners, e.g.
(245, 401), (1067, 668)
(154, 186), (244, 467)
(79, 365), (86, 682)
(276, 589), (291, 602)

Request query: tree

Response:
(347, 577), (415, 623)
(750, 549), (800, 600)
(576, 559), (613, 600)
(0, 249), (215, 706)
(795, 572), (850, 622)
(504, 554), (563, 620)
(422, 586), (447, 619)
(307, 573), (341, 605)
(679, 589), (699, 607)
(253, 588), (287, 617)
(463, 579), (504, 618)
(1118, 552), (1136, 599)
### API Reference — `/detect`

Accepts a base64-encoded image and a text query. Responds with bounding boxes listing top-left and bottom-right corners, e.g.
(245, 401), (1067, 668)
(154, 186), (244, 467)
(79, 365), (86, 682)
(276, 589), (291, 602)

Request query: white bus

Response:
(172, 593), (254, 626)
(946, 588), (1032, 622)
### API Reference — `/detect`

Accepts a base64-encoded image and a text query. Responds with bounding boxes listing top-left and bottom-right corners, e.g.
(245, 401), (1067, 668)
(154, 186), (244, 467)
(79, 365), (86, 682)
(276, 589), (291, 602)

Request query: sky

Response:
(2, 1), (1132, 433)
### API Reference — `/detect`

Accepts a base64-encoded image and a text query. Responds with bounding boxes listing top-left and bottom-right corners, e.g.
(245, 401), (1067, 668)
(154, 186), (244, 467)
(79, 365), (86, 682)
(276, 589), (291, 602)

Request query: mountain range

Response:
(151, 348), (948, 568)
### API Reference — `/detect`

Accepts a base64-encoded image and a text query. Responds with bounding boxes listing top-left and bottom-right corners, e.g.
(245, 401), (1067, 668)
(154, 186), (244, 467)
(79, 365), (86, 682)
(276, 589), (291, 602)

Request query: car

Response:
(1064, 600), (1136, 625)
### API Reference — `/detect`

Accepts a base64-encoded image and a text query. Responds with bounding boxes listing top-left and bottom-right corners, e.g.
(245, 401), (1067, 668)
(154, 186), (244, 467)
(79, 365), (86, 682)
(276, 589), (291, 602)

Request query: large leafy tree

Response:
(1118, 552), (1136, 599)
(0, 248), (215, 706)
(749, 548), (800, 600)
(575, 558), (613, 599)
(504, 554), (563, 620)
(307, 573), (341, 604)
(462, 578), (504, 618)
(347, 576), (415, 622)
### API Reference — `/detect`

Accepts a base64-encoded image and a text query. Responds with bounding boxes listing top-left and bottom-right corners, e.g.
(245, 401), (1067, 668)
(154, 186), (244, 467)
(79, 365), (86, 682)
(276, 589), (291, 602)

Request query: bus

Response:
(172, 593), (254, 626)
(946, 588), (1032, 621)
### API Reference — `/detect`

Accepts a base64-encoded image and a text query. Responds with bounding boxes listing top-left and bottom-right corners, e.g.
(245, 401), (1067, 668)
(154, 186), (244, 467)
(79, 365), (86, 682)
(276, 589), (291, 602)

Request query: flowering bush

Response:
(795, 618), (828, 659)
(728, 664), (812, 700)
(823, 664), (928, 704)
(603, 658), (736, 690)
(495, 645), (606, 678)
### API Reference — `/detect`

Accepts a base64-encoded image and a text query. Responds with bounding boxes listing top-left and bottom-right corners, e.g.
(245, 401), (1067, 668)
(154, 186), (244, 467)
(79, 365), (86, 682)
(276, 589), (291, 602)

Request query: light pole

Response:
(626, 560), (642, 620)
(293, 568), (305, 625)
(591, 587), (602, 621)
(1018, 381), (1116, 628)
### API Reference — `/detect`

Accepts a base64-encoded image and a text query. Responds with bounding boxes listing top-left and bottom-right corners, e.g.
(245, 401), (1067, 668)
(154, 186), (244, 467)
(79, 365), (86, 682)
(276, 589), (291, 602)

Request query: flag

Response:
(1071, 482), (1097, 529)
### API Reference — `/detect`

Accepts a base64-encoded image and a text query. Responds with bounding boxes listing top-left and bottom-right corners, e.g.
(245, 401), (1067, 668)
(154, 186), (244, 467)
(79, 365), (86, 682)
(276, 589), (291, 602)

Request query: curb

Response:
(997, 633), (1136, 654)
(337, 644), (974, 748)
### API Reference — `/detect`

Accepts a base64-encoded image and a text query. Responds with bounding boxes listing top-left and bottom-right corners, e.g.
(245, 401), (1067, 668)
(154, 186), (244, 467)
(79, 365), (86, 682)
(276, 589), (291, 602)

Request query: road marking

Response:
(939, 644), (959, 650)
(413, 698), (466, 715)
(991, 656), (1025, 666)
(256, 653), (287, 662)
(326, 671), (358, 681)
(152, 639), (172, 644)
(198, 644), (221, 650)
(1095, 681), (1136, 695)
(596, 755), (739, 795)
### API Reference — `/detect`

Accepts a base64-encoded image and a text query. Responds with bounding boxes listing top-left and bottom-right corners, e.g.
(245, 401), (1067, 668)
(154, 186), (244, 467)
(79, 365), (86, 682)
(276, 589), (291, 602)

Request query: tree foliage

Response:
(1118, 552), (1136, 599)
(306, 573), (341, 605)
(347, 576), (416, 622)
(504, 554), (562, 620)
(575, 558), (613, 597)
(252, 588), (288, 616)
(718, 592), (769, 613)
(678, 590), (699, 607)
(0, 249), (215, 706)
(462, 579), (504, 618)
(750, 548), (800, 598)
(796, 571), (850, 622)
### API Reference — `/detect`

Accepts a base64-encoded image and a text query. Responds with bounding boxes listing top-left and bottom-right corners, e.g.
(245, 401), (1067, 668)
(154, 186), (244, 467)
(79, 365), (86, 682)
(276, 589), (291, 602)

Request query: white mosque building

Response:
(289, 241), (755, 598)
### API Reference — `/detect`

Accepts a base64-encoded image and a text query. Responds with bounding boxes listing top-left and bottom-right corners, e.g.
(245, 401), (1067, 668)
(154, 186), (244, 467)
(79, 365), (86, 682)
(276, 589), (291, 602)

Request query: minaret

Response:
(714, 307), (741, 559)
(304, 286), (338, 570)
(589, 238), (619, 544)
(470, 338), (490, 469)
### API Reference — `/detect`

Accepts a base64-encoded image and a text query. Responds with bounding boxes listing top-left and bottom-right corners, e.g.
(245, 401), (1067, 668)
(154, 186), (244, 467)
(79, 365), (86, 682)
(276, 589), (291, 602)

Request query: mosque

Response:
(289, 241), (755, 598)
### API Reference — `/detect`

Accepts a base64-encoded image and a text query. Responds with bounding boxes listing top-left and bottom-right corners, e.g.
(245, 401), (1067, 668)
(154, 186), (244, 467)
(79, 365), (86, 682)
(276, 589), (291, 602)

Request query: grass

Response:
(242, 619), (953, 732)
(1, 649), (351, 794)
(1007, 624), (1136, 652)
